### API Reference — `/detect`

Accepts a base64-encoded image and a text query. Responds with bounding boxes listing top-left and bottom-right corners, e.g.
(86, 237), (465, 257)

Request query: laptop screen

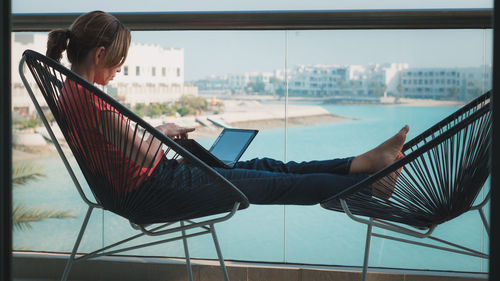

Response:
(209, 129), (258, 164)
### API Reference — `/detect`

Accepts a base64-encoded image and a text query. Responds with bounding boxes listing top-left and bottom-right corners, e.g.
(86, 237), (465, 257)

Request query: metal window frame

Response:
(1, 1), (12, 281)
(6, 7), (499, 281)
(12, 9), (493, 31)
(491, 2), (499, 281)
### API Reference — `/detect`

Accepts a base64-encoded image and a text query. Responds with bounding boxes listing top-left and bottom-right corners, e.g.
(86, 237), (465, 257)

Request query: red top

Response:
(60, 79), (161, 193)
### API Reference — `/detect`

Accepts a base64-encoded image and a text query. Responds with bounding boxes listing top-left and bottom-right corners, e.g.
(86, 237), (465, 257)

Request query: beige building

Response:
(12, 33), (197, 116)
(111, 42), (198, 106)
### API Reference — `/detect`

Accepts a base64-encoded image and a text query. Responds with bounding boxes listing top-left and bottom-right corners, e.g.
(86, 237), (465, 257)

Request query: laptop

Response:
(175, 128), (258, 169)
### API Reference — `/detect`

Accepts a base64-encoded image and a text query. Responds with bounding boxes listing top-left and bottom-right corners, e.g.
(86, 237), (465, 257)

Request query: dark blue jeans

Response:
(214, 157), (369, 205)
(148, 157), (369, 206)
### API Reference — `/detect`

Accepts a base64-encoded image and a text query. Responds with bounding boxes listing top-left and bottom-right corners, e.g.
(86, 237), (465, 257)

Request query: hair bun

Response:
(46, 29), (69, 62)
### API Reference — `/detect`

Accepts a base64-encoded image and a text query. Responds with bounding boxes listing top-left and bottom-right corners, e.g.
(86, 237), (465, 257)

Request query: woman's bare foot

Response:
(372, 152), (404, 199)
(349, 125), (409, 174)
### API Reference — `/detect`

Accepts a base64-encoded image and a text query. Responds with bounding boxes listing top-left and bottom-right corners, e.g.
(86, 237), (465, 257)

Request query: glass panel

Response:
(11, 30), (287, 262)
(114, 30), (287, 261)
(12, 26), (492, 273)
(284, 29), (492, 272)
(12, 0), (492, 13)
(12, 32), (104, 253)
(12, 155), (104, 253)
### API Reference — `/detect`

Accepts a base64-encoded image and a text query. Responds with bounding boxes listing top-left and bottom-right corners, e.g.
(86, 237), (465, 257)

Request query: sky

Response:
(13, 0), (494, 80)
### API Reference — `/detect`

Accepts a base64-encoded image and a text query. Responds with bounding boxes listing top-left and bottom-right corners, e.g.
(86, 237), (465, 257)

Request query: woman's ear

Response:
(93, 46), (106, 65)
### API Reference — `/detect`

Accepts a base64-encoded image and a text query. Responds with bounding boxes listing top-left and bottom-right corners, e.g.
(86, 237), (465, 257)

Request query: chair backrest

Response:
(20, 50), (249, 224)
(322, 91), (491, 228)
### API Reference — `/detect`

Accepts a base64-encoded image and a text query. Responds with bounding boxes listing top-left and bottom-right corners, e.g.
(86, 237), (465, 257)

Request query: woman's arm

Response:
(99, 111), (195, 167)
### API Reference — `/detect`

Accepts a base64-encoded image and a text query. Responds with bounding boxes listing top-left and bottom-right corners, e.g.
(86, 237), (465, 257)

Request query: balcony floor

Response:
(13, 252), (488, 281)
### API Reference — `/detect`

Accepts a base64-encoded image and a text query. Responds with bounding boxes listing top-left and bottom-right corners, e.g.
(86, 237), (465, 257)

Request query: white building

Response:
(11, 33), (50, 116)
(227, 73), (249, 90)
(195, 63), (409, 98)
(226, 72), (276, 92)
(12, 33), (196, 116)
(367, 63), (409, 96)
(194, 74), (233, 96)
(196, 71), (282, 96)
(460, 66), (493, 100)
(400, 67), (491, 100)
(285, 63), (408, 97)
(111, 42), (198, 106)
(288, 65), (351, 96)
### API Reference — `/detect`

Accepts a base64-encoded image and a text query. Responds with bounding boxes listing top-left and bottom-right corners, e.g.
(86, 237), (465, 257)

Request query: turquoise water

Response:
(12, 104), (489, 272)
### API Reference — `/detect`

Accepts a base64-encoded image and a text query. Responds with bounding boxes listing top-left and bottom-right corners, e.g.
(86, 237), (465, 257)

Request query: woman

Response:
(46, 11), (407, 207)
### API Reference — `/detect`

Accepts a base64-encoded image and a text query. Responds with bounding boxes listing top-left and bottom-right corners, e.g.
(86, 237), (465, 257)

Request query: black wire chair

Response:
(321, 91), (491, 281)
(19, 49), (250, 281)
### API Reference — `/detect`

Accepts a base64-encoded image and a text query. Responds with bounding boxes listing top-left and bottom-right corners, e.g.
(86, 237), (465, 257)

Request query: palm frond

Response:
(12, 205), (76, 231)
(12, 163), (46, 187)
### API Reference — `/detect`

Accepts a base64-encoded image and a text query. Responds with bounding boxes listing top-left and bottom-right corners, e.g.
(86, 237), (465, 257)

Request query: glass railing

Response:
(11, 10), (492, 273)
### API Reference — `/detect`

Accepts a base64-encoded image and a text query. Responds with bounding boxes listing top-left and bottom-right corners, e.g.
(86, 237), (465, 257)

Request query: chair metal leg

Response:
(478, 208), (490, 237)
(362, 218), (373, 281)
(61, 206), (94, 281)
(181, 221), (194, 281)
(210, 224), (230, 281)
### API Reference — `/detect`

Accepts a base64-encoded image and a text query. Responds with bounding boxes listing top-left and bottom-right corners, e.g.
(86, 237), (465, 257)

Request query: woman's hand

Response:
(156, 123), (195, 139)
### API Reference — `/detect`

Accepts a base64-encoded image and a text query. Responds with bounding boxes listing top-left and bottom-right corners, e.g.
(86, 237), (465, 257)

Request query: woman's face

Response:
(95, 64), (121, 86)
(91, 47), (124, 86)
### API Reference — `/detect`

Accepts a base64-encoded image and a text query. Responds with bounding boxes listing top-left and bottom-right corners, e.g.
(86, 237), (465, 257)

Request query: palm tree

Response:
(12, 163), (75, 230)
(397, 82), (405, 98)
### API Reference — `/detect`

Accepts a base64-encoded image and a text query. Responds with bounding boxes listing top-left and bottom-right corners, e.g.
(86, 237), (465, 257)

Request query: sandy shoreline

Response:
(189, 113), (349, 139)
(12, 114), (347, 161)
(148, 100), (351, 139)
(13, 146), (61, 162)
(395, 98), (464, 107)
(13, 112), (349, 161)
(232, 114), (348, 130)
(229, 94), (465, 107)
(12, 96), (461, 161)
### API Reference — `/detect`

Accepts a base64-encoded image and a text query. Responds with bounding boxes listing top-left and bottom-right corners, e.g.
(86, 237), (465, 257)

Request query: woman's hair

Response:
(46, 10), (131, 67)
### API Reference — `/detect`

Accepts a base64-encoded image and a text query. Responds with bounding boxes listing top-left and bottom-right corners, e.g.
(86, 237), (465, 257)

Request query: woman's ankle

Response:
(349, 154), (370, 174)
(349, 126), (408, 174)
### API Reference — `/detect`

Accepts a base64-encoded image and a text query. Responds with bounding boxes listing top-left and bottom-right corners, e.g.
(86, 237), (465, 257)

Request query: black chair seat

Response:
(321, 91), (491, 229)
